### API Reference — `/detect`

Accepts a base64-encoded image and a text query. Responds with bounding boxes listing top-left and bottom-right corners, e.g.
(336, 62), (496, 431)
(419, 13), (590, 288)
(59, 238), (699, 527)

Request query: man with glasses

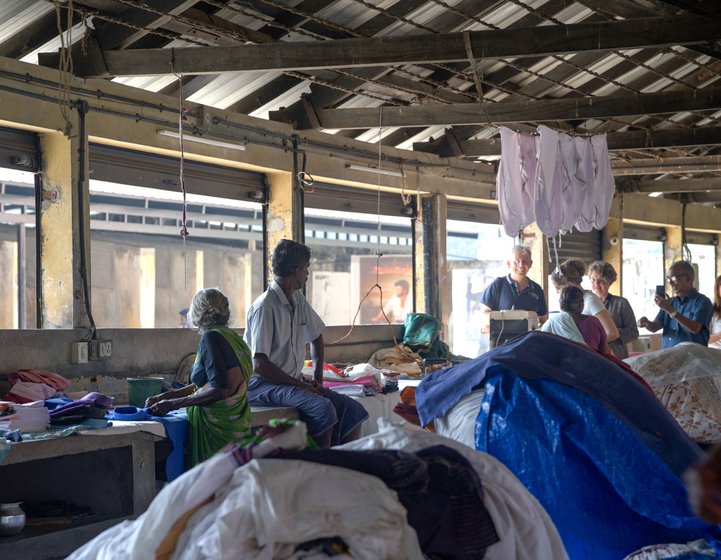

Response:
(480, 245), (548, 331)
(638, 260), (713, 349)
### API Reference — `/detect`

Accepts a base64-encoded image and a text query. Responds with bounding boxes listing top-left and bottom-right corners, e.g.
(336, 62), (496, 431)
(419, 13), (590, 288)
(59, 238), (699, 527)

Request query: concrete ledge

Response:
(250, 405), (298, 427)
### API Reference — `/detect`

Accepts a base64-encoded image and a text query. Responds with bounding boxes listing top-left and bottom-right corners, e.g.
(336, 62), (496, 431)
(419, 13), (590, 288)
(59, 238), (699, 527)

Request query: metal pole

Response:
(17, 221), (26, 328)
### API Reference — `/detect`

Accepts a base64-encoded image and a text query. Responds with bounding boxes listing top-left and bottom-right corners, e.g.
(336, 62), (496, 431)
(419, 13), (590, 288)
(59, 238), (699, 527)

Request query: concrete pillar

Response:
(522, 222), (549, 297)
(265, 171), (302, 282)
(414, 194), (449, 329)
(602, 217), (623, 296)
(38, 121), (89, 329)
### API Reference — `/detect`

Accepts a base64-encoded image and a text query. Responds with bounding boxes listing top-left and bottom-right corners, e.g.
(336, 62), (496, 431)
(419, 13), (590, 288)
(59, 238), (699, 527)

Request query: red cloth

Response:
(2, 393), (32, 404)
(8, 369), (70, 391)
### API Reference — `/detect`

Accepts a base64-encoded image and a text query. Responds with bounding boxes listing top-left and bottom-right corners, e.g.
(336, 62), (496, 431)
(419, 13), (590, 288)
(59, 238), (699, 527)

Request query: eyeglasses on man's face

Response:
(666, 273), (688, 283)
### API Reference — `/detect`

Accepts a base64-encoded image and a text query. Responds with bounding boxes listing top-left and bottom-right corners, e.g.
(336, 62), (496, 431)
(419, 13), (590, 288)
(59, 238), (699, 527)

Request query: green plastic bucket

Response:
(127, 377), (164, 407)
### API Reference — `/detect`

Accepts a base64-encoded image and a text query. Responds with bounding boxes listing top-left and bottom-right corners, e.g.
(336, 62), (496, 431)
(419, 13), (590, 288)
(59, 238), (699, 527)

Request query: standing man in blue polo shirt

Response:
(480, 245), (548, 332)
(638, 260), (713, 349)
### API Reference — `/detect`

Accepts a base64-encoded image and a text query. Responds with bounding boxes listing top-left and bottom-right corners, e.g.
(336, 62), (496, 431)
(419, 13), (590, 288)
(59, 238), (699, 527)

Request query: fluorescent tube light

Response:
(345, 163), (402, 177)
(158, 129), (246, 151)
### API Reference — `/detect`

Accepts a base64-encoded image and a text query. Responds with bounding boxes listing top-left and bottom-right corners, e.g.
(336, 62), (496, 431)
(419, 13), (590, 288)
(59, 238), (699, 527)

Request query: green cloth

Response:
(402, 313), (449, 359)
(187, 326), (253, 468)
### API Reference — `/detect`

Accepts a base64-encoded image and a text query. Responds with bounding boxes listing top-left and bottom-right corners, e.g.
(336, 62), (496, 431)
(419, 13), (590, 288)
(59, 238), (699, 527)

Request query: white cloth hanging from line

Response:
(496, 126), (615, 238)
(497, 127), (538, 236)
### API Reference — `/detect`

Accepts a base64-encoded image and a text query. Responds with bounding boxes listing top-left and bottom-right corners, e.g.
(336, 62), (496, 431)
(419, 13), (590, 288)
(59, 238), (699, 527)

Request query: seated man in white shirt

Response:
(244, 239), (368, 447)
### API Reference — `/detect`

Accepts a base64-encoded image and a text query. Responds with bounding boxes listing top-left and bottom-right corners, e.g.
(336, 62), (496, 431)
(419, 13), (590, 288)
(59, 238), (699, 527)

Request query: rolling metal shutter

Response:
(446, 200), (499, 224)
(0, 127), (38, 171)
(89, 144), (266, 199)
(623, 224), (666, 242)
(304, 182), (412, 216)
(553, 228), (602, 265)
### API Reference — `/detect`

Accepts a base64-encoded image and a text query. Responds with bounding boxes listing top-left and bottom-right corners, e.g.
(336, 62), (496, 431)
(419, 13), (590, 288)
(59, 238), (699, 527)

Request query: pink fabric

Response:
(323, 374), (381, 391)
(9, 369), (70, 391)
(8, 381), (56, 402)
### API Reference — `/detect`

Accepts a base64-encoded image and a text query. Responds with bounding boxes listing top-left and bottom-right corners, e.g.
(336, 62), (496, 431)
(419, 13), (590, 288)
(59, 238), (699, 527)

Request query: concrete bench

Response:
(250, 405), (298, 427)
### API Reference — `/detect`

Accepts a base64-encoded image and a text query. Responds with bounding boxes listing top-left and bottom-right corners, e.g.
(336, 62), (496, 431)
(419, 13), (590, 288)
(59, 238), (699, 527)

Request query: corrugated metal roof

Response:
(0, 0), (720, 206)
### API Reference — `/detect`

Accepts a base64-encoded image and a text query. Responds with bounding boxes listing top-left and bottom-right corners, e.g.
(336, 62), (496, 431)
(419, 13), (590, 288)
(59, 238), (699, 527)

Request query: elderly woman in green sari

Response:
(145, 288), (252, 467)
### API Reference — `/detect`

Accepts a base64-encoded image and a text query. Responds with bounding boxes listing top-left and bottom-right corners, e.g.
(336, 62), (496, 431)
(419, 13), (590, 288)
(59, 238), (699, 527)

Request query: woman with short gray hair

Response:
(588, 261), (638, 358)
(145, 288), (253, 467)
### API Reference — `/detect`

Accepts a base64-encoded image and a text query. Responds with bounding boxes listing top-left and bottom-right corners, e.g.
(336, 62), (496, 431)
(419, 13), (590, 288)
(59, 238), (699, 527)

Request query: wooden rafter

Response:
(414, 127), (721, 157)
(60, 15), (721, 77)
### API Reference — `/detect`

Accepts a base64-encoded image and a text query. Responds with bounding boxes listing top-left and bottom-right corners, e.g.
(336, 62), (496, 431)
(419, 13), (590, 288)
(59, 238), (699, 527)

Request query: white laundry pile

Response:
(68, 420), (567, 560)
(0, 400), (50, 433)
(497, 125), (615, 238)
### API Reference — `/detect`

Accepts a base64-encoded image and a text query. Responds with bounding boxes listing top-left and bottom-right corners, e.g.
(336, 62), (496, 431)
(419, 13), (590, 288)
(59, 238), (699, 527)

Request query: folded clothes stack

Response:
(49, 392), (114, 427)
(0, 401), (50, 433)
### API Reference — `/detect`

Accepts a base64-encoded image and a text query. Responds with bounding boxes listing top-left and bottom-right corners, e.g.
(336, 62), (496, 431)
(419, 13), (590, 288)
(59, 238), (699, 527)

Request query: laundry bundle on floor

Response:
(68, 420), (568, 560)
(625, 343), (721, 445)
(496, 125), (615, 237)
(415, 332), (721, 560)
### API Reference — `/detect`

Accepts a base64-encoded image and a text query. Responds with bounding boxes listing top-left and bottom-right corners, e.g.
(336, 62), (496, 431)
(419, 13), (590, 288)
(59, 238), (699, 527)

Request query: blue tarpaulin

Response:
(415, 332), (721, 558)
(476, 369), (719, 559)
(416, 332), (702, 475)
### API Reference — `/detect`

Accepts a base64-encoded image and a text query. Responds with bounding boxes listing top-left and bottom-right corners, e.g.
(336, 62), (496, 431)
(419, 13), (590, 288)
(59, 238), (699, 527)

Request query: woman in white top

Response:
(710, 275), (721, 350)
(551, 259), (620, 345)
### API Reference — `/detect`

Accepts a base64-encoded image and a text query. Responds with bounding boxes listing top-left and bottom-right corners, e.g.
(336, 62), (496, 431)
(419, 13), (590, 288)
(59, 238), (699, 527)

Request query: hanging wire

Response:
(54, 0), (75, 137)
(328, 106), (399, 348)
(171, 50), (190, 291)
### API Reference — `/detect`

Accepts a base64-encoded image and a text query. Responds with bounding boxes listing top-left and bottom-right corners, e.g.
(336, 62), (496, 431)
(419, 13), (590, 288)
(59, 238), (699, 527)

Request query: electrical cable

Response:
(172, 51), (190, 291)
(327, 106), (400, 349)
(72, 100), (96, 340)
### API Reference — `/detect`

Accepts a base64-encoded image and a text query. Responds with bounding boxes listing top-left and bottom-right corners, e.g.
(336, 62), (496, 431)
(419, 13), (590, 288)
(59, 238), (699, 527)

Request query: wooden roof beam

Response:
(627, 177), (721, 193)
(306, 86), (721, 129)
(416, 126), (721, 157)
(613, 155), (721, 176)
(65, 15), (721, 77)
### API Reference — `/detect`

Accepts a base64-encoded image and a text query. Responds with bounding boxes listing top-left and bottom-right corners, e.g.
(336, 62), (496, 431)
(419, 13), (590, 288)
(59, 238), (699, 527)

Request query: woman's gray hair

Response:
(189, 288), (230, 333)
(588, 260), (618, 285)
